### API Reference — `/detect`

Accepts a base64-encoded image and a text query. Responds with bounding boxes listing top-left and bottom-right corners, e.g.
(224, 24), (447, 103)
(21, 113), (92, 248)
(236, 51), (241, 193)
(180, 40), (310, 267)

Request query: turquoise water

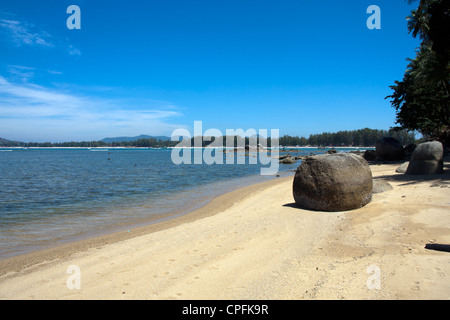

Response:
(0, 147), (363, 258)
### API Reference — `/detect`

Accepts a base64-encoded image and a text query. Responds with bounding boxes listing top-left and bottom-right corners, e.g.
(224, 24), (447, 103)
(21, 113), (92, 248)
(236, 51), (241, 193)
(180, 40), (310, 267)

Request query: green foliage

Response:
(387, 0), (450, 142)
(407, 0), (450, 61)
(280, 128), (415, 147)
(386, 65), (448, 137)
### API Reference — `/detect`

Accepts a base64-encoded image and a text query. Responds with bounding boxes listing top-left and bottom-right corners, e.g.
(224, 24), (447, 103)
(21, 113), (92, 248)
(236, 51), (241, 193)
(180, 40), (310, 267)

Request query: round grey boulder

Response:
(406, 141), (444, 175)
(293, 153), (373, 212)
(376, 137), (405, 161)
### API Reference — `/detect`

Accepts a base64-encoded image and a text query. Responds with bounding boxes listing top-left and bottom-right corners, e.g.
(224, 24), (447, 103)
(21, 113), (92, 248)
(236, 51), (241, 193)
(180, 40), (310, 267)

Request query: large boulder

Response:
(376, 137), (405, 161)
(293, 153), (373, 212)
(406, 141), (444, 175)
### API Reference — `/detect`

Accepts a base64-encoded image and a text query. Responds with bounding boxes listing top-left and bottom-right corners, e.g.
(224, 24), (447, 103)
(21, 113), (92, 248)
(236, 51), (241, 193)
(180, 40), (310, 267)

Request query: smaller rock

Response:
(326, 148), (337, 154)
(278, 154), (291, 160)
(279, 157), (295, 164)
(372, 180), (393, 194)
(396, 162), (409, 173)
(363, 150), (378, 161)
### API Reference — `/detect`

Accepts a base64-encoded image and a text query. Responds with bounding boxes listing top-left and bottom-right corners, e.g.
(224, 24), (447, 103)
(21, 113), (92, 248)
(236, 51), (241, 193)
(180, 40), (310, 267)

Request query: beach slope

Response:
(0, 163), (449, 299)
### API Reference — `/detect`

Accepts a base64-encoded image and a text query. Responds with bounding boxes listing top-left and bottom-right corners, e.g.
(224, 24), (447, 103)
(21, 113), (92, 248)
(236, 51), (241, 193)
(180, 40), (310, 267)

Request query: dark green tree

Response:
(387, 0), (449, 144)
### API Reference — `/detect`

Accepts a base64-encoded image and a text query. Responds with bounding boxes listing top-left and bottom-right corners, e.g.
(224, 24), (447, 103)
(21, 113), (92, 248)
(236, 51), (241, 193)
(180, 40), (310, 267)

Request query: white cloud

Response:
(0, 76), (185, 142)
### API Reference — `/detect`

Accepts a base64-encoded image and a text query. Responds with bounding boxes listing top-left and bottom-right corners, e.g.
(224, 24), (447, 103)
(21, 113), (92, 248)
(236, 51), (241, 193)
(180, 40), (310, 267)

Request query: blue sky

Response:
(0, 0), (420, 142)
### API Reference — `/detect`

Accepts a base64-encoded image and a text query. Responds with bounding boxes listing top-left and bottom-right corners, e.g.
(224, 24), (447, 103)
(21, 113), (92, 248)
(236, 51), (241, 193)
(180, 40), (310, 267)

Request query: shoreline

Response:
(0, 162), (449, 299)
(0, 170), (292, 262)
(0, 145), (297, 261)
(0, 146), (375, 150)
(0, 175), (293, 276)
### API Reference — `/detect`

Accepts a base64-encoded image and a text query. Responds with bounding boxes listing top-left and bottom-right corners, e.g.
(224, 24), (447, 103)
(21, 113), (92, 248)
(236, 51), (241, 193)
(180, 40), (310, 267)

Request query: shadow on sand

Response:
(282, 202), (298, 209)
(371, 161), (450, 186)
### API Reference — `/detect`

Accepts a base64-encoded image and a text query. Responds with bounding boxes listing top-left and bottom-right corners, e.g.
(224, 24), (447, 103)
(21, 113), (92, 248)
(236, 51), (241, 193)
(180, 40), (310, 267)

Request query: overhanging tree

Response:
(386, 0), (449, 144)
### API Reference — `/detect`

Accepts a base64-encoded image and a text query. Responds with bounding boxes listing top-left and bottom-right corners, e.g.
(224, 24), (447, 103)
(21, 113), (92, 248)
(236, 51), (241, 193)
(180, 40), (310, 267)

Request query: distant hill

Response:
(0, 137), (24, 146)
(101, 135), (171, 143)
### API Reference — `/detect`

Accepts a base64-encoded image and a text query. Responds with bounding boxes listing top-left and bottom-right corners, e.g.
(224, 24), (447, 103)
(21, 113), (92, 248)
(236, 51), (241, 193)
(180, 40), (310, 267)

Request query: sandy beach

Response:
(0, 162), (449, 300)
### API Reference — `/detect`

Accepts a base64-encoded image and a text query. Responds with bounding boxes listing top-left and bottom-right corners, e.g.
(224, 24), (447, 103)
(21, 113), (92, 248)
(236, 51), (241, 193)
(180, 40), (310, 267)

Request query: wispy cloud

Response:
(67, 45), (81, 56)
(6, 65), (36, 82)
(0, 12), (81, 56)
(6, 65), (63, 82)
(0, 18), (53, 47)
(0, 76), (185, 142)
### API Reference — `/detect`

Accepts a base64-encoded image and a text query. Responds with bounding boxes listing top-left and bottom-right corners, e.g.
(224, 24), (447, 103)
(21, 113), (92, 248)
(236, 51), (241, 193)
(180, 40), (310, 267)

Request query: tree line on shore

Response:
(280, 128), (415, 147)
(0, 128), (416, 148)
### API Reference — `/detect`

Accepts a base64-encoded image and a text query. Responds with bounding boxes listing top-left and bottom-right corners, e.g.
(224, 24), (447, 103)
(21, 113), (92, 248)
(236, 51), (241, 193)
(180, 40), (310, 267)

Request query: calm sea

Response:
(0, 147), (361, 259)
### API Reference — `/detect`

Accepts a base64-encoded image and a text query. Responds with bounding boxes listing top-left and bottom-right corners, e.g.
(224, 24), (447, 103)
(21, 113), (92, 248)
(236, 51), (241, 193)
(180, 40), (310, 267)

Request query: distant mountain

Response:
(101, 135), (171, 143)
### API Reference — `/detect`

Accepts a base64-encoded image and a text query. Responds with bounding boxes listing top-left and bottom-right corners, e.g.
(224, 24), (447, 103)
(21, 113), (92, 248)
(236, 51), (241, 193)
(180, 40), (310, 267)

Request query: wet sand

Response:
(0, 162), (449, 299)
